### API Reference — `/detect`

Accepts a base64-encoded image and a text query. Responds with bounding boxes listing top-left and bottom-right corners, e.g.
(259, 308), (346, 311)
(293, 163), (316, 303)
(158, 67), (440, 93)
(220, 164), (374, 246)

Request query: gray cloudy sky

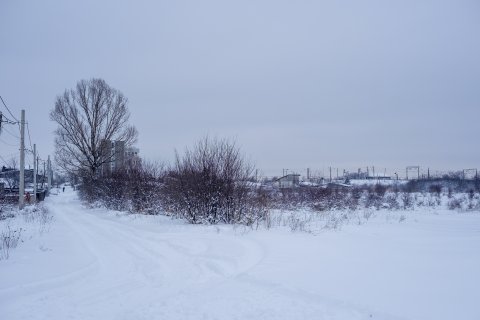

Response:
(1, 0), (479, 177)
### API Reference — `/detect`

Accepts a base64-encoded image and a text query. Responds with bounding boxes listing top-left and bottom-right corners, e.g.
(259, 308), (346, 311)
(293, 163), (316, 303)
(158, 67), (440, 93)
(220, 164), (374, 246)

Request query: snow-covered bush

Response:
(262, 181), (480, 214)
(162, 137), (268, 225)
(0, 203), (51, 260)
(0, 226), (23, 260)
(0, 204), (15, 221)
(447, 198), (463, 210)
(78, 161), (164, 214)
(21, 204), (53, 234)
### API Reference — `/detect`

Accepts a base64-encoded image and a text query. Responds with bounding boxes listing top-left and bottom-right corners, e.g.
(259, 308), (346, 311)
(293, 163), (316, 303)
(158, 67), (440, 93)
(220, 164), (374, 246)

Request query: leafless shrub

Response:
(465, 191), (480, 210)
(374, 184), (387, 197)
(447, 198), (463, 210)
(80, 161), (165, 214)
(21, 204), (53, 234)
(364, 186), (385, 210)
(468, 189), (475, 200)
(0, 204), (15, 221)
(429, 184), (442, 196)
(0, 226), (23, 260)
(416, 193), (425, 207)
(347, 188), (362, 210)
(426, 194), (438, 208)
(322, 211), (348, 230)
(363, 209), (374, 220)
(287, 213), (312, 232)
(385, 193), (400, 210)
(404, 180), (418, 193)
(401, 192), (414, 210)
(162, 137), (267, 225)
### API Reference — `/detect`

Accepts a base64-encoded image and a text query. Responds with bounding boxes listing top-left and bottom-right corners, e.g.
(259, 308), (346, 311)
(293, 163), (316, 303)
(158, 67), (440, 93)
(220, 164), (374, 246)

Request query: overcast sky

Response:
(1, 0), (479, 177)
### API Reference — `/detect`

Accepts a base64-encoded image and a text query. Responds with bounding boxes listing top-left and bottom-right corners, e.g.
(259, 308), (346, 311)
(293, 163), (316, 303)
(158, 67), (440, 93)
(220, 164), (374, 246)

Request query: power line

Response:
(0, 96), (19, 123)
(26, 122), (33, 151)
(1, 125), (20, 139)
(0, 136), (17, 147)
(0, 111), (16, 124)
(0, 151), (19, 159)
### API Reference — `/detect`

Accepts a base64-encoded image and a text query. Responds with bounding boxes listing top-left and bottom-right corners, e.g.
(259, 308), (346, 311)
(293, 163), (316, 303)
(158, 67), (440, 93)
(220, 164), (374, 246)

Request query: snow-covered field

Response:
(1, 189), (479, 320)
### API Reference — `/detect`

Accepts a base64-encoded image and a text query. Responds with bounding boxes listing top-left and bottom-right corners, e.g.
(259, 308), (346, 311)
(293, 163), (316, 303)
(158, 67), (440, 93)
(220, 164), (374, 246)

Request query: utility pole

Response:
(42, 161), (46, 188)
(329, 167), (332, 182)
(47, 155), (51, 194)
(19, 109), (25, 209)
(36, 155), (39, 187)
(33, 144), (37, 202)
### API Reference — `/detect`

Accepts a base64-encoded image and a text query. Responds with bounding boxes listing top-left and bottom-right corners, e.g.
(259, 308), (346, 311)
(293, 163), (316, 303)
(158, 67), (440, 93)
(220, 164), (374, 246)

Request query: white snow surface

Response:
(1, 189), (480, 320)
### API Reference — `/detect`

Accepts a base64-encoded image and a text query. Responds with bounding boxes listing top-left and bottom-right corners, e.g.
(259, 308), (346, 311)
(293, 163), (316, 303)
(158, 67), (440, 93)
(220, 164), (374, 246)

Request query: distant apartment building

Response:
(100, 140), (125, 175)
(100, 140), (140, 175)
(125, 147), (141, 168)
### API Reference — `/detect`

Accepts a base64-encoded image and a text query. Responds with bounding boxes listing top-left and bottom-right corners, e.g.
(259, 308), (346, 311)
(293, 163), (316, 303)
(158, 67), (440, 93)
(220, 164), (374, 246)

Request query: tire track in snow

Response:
(2, 191), (267, 320)
(2, 191), (388, 320)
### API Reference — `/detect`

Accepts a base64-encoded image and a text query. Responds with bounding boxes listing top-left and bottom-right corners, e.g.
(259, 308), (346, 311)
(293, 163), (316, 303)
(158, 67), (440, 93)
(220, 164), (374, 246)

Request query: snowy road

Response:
(1, 190), (479, 319)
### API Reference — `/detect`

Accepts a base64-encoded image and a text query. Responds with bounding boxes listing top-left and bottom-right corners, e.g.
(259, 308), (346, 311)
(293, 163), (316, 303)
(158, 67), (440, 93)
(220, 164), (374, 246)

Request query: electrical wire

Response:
(0, 109), (15, 124)
(0, 97), (40, 173)
(26, 122), (33, 151)
(0, 136), (17, 147)
(0, 111), (15, 124)
(0, 96), (19, 123)
(1, 125), (20, 139)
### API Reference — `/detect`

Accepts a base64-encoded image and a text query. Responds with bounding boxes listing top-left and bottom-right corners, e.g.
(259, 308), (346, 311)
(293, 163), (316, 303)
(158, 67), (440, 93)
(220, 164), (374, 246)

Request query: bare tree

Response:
(50, 78), (137, 178)
(8, 157), (18, 170)
(2, 170), (17, 191)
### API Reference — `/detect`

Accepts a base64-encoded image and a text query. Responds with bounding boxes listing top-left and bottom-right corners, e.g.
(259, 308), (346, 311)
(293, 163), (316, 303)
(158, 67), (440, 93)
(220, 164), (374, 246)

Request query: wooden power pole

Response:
(33, 144), (37, 202)
(47, 155), (51, 194)
(19, 110), (25, 209)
